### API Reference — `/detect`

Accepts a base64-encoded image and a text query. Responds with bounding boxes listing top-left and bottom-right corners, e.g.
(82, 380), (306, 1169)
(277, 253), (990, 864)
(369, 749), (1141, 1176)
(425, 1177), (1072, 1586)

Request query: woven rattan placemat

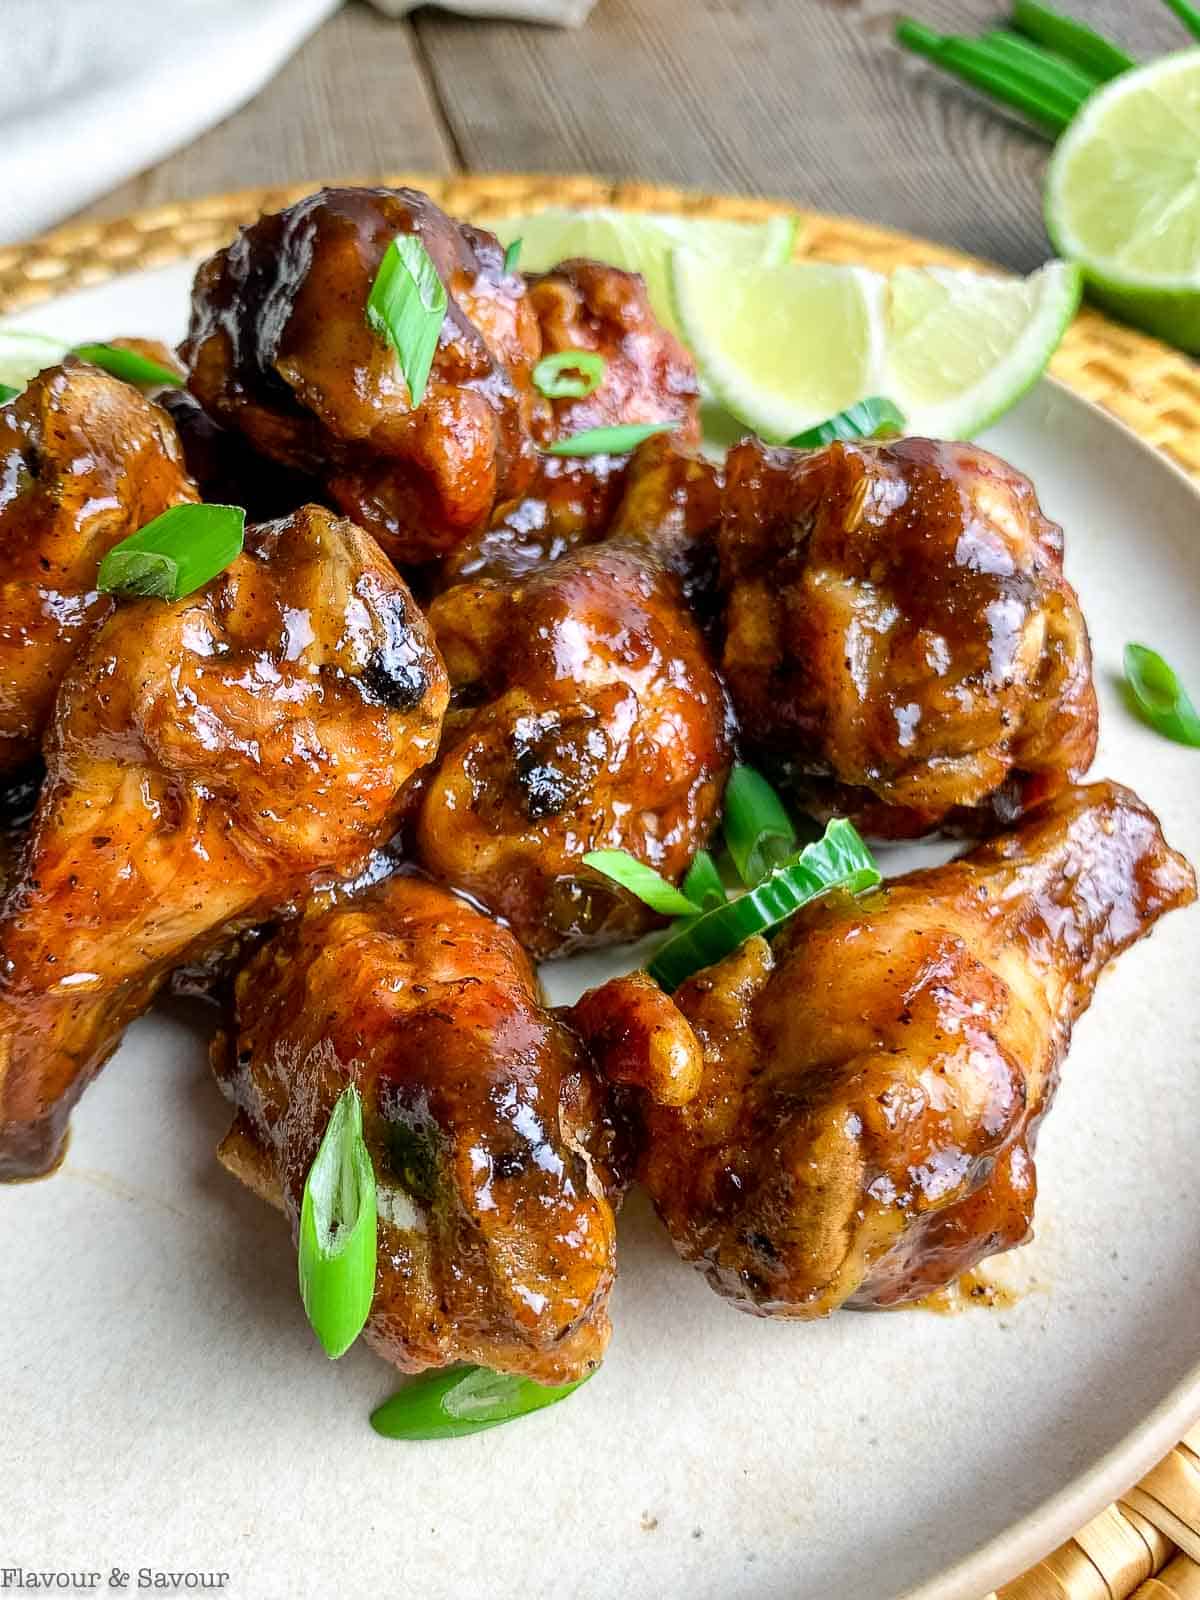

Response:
(2, 175), (1197, 1600)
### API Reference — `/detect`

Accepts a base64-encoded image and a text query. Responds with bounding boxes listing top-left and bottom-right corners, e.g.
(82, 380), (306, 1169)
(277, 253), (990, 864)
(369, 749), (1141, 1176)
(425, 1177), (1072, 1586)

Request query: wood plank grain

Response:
(414, 0), (1188, 271)
(76, 6), (456, 223)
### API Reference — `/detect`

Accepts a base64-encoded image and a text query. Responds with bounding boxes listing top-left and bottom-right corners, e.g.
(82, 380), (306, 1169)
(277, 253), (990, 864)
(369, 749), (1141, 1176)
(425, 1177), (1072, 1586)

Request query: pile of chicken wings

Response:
(1, 187), (1193, 1384)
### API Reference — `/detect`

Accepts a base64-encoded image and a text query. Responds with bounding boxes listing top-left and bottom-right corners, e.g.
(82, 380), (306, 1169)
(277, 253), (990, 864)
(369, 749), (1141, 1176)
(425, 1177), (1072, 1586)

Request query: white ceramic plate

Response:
(2, 262), (1198, 1600)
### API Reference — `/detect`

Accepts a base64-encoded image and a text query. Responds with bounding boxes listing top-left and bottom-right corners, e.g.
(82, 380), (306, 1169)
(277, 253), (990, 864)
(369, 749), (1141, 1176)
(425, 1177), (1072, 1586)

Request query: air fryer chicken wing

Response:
(415, 537), (733, 958)
(214, 875), (642, 1382)
(0, 360), (196, 774)
(439, 259), (702, 586)
(719, 436), (1099, 836)
(632, 782), (1195, 1315)
(0, 505), (447, 1179)
(184, 186), (540, 565)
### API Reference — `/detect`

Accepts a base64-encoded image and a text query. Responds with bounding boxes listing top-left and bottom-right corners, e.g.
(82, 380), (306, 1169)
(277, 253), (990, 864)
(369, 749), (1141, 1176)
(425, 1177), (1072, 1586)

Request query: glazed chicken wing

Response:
(214, 875), (640, 1382)
(440, 259), (701, 586)
(632, 782), (1194, 1315)
(184, 186), (539, 565)
(719, 436), (1099, 836)
(0, 505), (447, 1179)
(0, 360), (196, 774)
(415, 536), (733, 958)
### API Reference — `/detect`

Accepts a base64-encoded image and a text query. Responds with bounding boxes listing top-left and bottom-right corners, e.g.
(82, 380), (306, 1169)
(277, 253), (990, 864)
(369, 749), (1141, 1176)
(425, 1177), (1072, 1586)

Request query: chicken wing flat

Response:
(184, 186), (539, 565)
(415, 538), (734, 958)
(439, 259), (702, 587)
(633, 782), (1194, 1316)
(0, 505), (448, 1180)
(214, 875), (631, 1382)
(0, 360), (196, 774)
(719, 436), (1099, 837)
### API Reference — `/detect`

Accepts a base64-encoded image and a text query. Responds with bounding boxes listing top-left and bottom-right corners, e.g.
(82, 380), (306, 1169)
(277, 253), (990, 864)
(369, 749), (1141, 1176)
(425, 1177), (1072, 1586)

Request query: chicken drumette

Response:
(719, 436), (1099, 837)
(184, 186), (540, 566)
(443, 260), (702, 586)
(414, 535), (734, 959)
(629, 782), (1194, 1315)
(214, 874), (695, 1382)
(0, 505), (447, 1179)
(0, 360), (196, 775)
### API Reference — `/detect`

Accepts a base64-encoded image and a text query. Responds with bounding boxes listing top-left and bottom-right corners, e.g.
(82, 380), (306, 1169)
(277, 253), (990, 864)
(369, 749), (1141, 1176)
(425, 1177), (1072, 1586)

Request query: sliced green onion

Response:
(723, 764), (799, 887)
(366, 234), (448, 409)
(73, 342), (183, 388)
(1123, 643), (1200, 747)
(1158, 0), (1200, 43)
(981, 30), (1102, 101)
(787, 396), (906, 449)
(681, 849), (727, 914)
(298, 1085), (378, 1361)
(648, 818), (880, 991)
(503, 238), (523, 273)
(0, 383), (17, 403)
(371, 1364), (596, 1441)
(96, 503), (245, 602)
(544, 420), (680, 458)
(582, 850), (701, 916)
(1010, 0), (1135, 80)
(895, 18), (1083, 134)
(532, 349), (606, 400)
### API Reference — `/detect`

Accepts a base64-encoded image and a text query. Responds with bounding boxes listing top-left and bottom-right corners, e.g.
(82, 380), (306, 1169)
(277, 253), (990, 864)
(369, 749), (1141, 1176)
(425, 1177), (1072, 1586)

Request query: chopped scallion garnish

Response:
(503, 238), (523, 273)
(1123, 642), (1200, 747)
(370, 1364), (595, 1440)
(73, 342), (183, 389)
(786, 396), (906, 449)
(298, 1085), (378, 1361)
(681, 849), (727, 914)
(582, 850), (703, 916)
(544, 420), (680, 457)
(532, 349), (606, 400)
(0, 383), (17, 403)
(648, 818), (880, 991)
(96, 503), (245, 602)
(723, 764), (799, 886)
(365, 235), (448, 409)
(1010, 0), (1135, 80)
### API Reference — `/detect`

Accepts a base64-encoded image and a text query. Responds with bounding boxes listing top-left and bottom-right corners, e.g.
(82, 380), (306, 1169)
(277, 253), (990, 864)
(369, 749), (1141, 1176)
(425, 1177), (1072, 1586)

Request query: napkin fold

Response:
(1, 0), (596, 245)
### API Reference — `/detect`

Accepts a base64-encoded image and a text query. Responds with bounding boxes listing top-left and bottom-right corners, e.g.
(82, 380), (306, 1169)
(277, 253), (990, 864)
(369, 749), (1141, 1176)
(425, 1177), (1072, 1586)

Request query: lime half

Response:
(488, 208), (797, 337)
(0, 329), (71, 394)
(671, 251), (1080, 442)
(1046, 51), (1200, 353)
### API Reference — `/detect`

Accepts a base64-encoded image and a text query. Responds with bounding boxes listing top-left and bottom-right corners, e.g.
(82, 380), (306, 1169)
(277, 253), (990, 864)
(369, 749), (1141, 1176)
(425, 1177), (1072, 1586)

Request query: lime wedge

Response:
(671, 251), (1080, 441)
(0, 329), (71, 393)
(1046, 51), (1200, 353)
(488, 208), (797, 337)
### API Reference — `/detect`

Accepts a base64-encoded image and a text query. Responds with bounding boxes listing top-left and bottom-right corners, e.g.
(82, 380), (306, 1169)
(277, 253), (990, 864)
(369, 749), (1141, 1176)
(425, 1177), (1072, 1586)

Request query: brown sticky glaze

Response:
(183, 186), (540, 565)
(438, 258), (701, 587)
(718, 436), (1099, 837)
(155, 388), (321, 522)
(0, 505), (448, 1180)
(0, 360), (196, 774)
(629, 782), (1195, 1317)
(214, 874), (623, 1383)
(414, 537), (734, 958)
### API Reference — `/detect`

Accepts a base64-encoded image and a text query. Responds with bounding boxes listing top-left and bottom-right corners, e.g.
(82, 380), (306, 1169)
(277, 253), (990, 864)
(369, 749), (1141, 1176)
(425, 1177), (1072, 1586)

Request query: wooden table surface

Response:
(80, 0), (1186, 272)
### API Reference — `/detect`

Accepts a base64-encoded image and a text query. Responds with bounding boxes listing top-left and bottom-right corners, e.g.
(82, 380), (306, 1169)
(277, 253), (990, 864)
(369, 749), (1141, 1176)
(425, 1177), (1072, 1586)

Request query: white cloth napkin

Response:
(1, 0), (596, 245)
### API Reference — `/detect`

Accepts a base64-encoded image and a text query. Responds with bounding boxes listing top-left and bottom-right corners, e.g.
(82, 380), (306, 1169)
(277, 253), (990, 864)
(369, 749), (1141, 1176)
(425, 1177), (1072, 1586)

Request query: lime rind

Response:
(0, 329), (72, 392)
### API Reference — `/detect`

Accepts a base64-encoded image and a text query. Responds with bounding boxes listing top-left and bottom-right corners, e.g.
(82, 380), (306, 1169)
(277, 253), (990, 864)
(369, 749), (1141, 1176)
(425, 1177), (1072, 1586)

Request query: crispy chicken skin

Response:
(415, 538), (734, 958)
(214, 875), (635, 1382)
(184, 186), (540, 564)
(0, 360), (196, 774)
(440, 260), (702, 586)
(631, 782), (1195, 1316)
(0, 506), (448, 1180)
(719, 436), (1099, 837)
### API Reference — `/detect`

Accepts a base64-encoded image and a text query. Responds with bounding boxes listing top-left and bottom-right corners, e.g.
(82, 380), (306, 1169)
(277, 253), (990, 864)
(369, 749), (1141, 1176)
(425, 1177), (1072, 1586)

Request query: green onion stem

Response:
(981, 30), (1102, 101)
(897, 21), (1084, 134)
(1158, 0), (1200, 43)
(1010, 0), (1135, 81)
